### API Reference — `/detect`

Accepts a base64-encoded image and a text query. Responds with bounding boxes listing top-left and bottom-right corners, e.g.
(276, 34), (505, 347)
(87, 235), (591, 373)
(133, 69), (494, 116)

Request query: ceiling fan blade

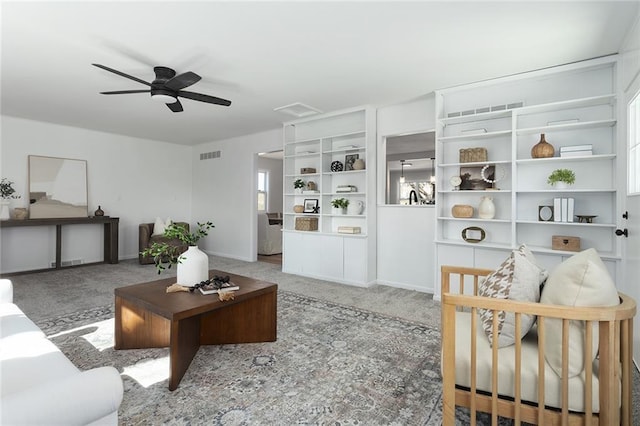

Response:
(164, 71), (201, 91)
(99, 90), (150, 95)
(92, 63), (151, 87)
(166, 100), (184, 112)
(177, 90), (231, 106)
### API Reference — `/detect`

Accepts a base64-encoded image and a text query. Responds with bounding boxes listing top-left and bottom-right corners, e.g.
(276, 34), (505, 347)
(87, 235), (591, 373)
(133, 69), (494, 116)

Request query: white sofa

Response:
(0, 279), (123, 425)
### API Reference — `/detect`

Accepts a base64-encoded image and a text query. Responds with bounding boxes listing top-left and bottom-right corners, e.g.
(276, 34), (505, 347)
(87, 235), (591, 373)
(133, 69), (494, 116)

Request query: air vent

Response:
(50, 259), (83, 268)
(274, 102), (322, 118)
(200, 151), (221, 160)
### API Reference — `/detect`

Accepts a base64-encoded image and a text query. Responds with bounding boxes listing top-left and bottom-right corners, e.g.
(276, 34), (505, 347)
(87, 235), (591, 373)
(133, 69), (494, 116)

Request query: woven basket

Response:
(459, 148), (488, 163)
(295, 217), (318, 231)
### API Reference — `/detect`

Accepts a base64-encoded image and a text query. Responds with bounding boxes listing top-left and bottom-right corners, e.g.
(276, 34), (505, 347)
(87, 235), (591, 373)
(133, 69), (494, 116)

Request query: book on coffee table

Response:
(199, 282), (239, 295)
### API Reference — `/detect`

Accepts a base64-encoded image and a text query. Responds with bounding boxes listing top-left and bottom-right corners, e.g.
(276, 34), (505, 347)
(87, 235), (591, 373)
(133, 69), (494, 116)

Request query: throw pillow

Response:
(478, 245), (548, 348)
(151, 217), (172, 237)
(539, 248), (619, 378)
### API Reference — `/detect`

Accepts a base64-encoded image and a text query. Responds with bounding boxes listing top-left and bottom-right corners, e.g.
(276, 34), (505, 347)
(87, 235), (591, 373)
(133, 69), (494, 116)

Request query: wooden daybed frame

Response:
(440, 265), (636, 425)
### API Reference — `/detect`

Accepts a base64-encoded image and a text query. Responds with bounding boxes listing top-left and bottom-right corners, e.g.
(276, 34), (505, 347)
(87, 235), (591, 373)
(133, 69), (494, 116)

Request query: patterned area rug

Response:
(40, 291), (447, 425)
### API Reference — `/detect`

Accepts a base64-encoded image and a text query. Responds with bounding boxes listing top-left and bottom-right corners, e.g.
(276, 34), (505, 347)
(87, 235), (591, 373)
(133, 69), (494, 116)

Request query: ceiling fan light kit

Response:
(92, 63), (231, 112)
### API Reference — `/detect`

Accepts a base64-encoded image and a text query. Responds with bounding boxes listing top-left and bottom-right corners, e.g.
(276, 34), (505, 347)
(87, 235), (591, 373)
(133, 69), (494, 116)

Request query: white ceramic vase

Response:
(0, 201), (10, 221)
(478, 196), (495, 219)
(177, 245), (209, 287)
(347, 200), (364, 215)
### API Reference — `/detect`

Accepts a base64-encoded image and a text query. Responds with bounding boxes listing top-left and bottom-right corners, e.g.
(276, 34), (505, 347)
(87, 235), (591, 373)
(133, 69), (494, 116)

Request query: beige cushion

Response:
(478, 245), (548, 347)
(151, 217), (172, 237)
(540, 248), (619, 378)
(454, 311), (602, 413)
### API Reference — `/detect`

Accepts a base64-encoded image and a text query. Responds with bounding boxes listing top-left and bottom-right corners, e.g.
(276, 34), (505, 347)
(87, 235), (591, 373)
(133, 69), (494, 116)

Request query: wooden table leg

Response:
(169, 315), (201, 391)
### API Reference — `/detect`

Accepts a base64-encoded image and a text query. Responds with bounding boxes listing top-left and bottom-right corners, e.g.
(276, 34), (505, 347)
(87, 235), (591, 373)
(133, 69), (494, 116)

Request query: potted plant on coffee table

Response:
(141, 221), (214, 286)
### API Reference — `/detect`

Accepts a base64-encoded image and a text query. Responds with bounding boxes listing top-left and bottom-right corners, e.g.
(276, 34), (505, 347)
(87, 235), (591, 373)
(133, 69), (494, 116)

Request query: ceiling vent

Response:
(274, 102), (322, 118)
(200, 151), (221, 160)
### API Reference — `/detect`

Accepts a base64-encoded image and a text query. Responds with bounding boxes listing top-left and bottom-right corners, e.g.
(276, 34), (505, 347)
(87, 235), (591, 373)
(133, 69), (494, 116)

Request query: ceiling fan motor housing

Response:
(151, 67), (178, 100)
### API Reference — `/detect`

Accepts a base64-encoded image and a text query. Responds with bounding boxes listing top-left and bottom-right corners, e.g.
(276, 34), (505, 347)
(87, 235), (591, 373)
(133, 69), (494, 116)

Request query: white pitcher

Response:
(347, 200), (364, 215)
(478, 196), (495, 219)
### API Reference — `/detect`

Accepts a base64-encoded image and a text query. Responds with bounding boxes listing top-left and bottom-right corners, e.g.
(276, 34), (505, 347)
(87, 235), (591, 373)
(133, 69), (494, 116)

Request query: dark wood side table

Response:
(114, 270), (277, 390)
(0, 216), (119, 275)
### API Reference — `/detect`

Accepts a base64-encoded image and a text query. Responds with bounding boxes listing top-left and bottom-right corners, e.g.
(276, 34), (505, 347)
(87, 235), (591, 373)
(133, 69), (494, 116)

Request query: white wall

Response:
(257, 156), (283, 214)
(0, 116), (192, 273)
(192, 128), (282, 262)
(619, 11), (640, 365)
(376, 94), (437, 293)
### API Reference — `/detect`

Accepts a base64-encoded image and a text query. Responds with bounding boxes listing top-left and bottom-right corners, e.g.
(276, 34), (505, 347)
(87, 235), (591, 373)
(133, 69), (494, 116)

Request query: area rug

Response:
(39, 291), (447, 425)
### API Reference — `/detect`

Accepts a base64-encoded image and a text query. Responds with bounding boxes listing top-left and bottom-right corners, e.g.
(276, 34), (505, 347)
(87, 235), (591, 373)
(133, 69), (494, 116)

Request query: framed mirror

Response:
(28, 155), (88, 218)
(384, 131), (436, 205)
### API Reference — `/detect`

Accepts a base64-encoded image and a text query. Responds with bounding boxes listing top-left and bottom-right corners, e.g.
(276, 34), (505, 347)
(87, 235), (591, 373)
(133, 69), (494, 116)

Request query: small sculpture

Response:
(166, 283), (189, 293)
(218, 290), (235, 301)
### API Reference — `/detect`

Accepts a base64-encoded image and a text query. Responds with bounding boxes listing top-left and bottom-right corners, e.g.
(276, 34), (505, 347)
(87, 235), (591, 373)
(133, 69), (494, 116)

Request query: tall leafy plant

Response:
(141, 221), (214, 274)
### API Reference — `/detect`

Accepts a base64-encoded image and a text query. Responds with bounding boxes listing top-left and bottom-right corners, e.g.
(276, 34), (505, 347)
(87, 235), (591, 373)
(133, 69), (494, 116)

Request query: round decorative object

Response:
(478, 196), (496, 219)
(306, 181), (317, 190)
(531, 133), (555, 158)
(331, 161), (344, 172)
(293, 205), (304, 213)
(462, 226), (486, 243)
(481, 164), (506, 189)
(452, 204), (474, 218)
(94, 205), (104, 216)
(176, 246), (209, 287)
(353, 159), (365, 170)
(449, 176), (462, 189)
(538, 205), (554, 221)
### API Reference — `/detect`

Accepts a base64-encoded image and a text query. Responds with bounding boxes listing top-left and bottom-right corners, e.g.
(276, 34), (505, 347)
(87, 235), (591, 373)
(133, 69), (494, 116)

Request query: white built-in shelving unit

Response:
(435, 56), (622, 284)
(282, 106), (376, 286)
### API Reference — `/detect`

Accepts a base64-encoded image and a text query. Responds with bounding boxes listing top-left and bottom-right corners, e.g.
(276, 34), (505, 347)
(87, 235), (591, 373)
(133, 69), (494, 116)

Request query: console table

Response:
(0, 216), (119, 274)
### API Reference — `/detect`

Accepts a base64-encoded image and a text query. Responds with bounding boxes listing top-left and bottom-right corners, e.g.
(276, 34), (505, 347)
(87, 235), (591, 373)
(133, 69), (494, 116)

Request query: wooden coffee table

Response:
(114, 270), (277, 390)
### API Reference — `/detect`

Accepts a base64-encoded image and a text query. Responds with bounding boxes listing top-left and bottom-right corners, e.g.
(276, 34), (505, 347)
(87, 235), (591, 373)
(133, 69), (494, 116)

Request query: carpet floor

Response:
(7, 255), (640, 424)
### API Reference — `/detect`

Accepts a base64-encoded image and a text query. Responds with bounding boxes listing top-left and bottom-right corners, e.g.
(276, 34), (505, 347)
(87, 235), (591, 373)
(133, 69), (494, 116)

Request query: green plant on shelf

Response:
(293, 179), (305, 189)
(331, 198), (349, 209)
(547, 168), (576, 186)
(0, 178), (21, 200)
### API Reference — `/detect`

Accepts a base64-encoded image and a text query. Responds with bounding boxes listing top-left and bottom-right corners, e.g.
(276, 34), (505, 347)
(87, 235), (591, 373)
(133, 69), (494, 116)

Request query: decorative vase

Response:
(94, 205), (104, 216)
(353, 159), (365, 170)
(333, 207), (345, 215)
(531, 133), (555, 158)
(0, 201), (10, 221)
(294, 188), (303, 195)
(293, 205), (304, 213)
(347, 200), (364, 215)
(177, 246), (209, 287)
(478, 196), (495, 219)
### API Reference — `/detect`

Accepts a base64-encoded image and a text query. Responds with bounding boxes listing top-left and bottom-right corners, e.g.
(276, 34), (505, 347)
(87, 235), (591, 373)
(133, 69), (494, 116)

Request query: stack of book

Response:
(553, 197), (575, 222)
(337, 226), (361, 234)
(336, 185), (357, 193)
(559, 144), (592, 157)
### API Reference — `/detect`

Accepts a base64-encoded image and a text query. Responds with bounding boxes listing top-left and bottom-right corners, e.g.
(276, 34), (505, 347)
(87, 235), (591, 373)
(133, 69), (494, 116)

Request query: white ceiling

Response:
(2, 1), (638, 146)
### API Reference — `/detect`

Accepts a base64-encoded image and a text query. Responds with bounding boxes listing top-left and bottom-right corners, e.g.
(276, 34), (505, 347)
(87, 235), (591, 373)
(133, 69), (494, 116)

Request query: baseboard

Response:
(375, 279), (434, 294)
(202, 249), (253, 263)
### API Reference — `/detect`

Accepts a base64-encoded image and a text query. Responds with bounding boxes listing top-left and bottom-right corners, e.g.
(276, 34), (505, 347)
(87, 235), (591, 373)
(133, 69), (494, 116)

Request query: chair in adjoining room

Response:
(138, 221), (190, 264)
(257, 213), (282, 255)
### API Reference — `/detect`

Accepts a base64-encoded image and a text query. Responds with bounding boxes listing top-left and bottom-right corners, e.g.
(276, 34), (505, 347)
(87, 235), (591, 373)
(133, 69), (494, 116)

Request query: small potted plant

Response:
(294, 178), (305, 194)
(547, 168), (576, 189)
(331, 198), (349, 215)
(0, 178), (21, 221)
(141, 221), (214, 275)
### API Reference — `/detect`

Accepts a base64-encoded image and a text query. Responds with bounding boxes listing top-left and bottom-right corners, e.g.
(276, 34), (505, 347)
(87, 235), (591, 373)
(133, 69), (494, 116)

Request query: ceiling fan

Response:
(92, 63), (232, 112)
